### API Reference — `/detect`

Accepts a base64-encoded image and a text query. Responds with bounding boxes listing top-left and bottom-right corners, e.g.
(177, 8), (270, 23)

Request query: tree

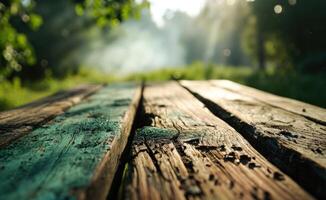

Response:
(243, 0), (326, 71)
(0, 0), (148, 80)
(0, 0), (42, 79)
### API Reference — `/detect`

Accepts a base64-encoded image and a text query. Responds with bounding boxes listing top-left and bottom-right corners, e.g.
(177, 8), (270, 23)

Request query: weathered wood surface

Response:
(0, 84), (141, 200)
(123, 82), (312, 200)
(181, 80), (326, 199)
(0, 80), (324, 200)
(0, 84), (102, 148)
(211, 80), (326, 125)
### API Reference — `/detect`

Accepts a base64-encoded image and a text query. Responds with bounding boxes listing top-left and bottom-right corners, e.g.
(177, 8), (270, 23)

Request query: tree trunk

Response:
(257, 30), (266, 69)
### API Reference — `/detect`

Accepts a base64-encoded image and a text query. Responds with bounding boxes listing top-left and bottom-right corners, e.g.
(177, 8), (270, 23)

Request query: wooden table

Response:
(0, 81), (325, 200)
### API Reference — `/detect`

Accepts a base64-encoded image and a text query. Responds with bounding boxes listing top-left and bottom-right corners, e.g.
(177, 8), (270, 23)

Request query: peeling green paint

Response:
(134, 126), (207, 143)
(0, 83), (137, 200)
(134, 126), (179, 141)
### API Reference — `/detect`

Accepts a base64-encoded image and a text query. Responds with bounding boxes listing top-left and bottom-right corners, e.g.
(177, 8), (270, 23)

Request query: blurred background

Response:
(0, 0), (325, 110)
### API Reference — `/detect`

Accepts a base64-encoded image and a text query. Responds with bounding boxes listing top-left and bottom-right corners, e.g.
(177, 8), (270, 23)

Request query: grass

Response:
(0, 69), (117, 111)
(0, 62), (325, 111)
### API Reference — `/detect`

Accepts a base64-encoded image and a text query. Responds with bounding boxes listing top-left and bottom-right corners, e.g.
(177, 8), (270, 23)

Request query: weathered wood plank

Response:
(123, 82), (312, 200)
(0, 83), (141, 200)
(0, 84), (102, 148)
(211, 80), (326, 124)
(181, 80), (326, 199)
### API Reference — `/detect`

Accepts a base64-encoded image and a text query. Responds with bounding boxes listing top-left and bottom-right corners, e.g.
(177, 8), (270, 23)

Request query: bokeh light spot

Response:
(274, 5), (283, 14)
(288, 0), (297, 6)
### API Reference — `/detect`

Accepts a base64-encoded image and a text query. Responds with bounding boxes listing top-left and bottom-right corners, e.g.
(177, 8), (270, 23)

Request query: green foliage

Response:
(74, 0), (149, 27)
(0, 0), (42, 79)
(123, 62), (253, 81)
(1, 63), (324, 111)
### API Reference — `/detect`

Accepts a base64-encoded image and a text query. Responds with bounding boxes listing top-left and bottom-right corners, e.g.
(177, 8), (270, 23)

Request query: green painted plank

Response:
(0, 83), (141, 200)
(0, 84), (102, 148)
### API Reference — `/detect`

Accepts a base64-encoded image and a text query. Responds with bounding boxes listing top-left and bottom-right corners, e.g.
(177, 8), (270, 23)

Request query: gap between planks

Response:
(106, 83), (145, 200)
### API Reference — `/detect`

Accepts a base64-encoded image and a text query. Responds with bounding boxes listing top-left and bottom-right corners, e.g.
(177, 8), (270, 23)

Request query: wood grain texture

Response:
(211, 80), (326, 125)
(181, 80), (326, 199)
(123, 82), (312, 200)
(0, 83), (141, 200)
(0, 84), (102, 148)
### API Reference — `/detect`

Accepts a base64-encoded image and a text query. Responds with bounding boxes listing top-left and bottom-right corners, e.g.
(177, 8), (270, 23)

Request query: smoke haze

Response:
(82, 12), (186, 74)
(56, 0), (251, 74)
